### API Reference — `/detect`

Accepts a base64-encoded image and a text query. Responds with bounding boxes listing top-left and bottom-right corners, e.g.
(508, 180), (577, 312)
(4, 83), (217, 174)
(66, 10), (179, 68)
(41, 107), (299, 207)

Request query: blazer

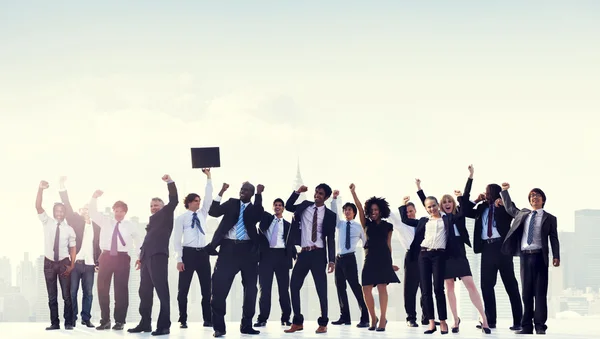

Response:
(207, 193), (264, 255)
(285, 191), (336, 264)
(59, 190), (101, 266)
(140, 182), (178, 260)
(258, 211), (296, 269)
(499, 190), (560, 267)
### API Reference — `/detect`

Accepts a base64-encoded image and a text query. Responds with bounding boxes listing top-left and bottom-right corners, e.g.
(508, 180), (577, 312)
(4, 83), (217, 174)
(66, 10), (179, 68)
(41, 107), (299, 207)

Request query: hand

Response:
(162, 174), (172, 182)
(297, 185), (308, 193)
(221, 183), (230, 191)
(39, 180), (49, 189)
(502, 182), (510, 191)
(256, 184), (264, 194)
(349, 183), (355, 192)
(177, 262), (185, 272)
(59, 176), (67, 184)
(327, 262), (335, 273)
(61, 265), (73, 277)
(202, 168), (211, 178)
(94, 266), (99, 273)
(415, 178), (421, 189)
(135, 260), (141, 270)
(475, 193), (485, 203)
(553, 258), (560, 267)
(495, 198), (503, 207)
(332, 190), (339, 199)
(403, 196), (410, 205)
(454, 190), (462, 197)
(92, 190), (104, 198)
(468, 164), (474, 178)
(392, 265), (399, 272)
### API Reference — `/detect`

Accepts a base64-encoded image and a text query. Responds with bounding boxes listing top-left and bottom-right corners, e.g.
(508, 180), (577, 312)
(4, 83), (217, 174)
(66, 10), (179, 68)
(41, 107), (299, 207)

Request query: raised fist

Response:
(221, 183), (230, 191)
(468, 164), (474, 175)
(502, 182), (510, 191)
(162, 174), (172, 182)
(333, 190), (340, 198)
(92, 190), (104, 198)
(59, 176), (67, 184)
(403, 196), (410, 205)
(257, 184), (264, 194)
(39, 180), (49, 189)
(349, 183), (355, 191)
(202, 168), (211, 178)
(297, 185), (308, 193)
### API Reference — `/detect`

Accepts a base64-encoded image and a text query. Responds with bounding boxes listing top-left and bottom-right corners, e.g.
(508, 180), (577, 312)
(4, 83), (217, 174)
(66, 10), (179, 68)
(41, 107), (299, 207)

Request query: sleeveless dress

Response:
(361, 219), (401, 286)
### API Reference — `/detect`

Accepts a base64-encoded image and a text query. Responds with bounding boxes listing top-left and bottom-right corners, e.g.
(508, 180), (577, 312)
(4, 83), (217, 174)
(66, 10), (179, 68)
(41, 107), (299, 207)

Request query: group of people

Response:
(35, 165), (560, 336)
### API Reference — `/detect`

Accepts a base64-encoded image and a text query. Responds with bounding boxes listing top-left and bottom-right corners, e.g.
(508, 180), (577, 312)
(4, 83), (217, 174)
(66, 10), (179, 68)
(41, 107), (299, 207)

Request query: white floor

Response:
(0, 319), (594, 338)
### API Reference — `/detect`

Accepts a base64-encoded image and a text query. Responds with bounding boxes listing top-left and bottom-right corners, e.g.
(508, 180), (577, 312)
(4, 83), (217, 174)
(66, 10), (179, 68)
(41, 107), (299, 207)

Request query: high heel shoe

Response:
(482, 326), (491, 334)
(376, 320), (388, 332)
(424, 326), (437, 334)
(451, 318), (461, 333)
(368, 317), (378, 331)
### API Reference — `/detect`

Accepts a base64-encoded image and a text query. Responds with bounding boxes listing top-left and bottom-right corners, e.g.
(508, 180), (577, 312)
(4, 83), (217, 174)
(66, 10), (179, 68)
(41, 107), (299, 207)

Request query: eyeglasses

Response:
(529, 193), (542, 198)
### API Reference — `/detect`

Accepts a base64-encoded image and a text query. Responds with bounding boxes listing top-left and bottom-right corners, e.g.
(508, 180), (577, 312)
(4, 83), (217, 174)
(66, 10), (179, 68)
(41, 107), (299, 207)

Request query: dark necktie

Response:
(526, 211), (537, 245)
(110, 221), (126, 256)
(345, 221), (351, 250)
(487, 205), (494, 238)
(53, 222), (60, 261)
(311, 207), (318, 242)
(192, 212), (205, 235)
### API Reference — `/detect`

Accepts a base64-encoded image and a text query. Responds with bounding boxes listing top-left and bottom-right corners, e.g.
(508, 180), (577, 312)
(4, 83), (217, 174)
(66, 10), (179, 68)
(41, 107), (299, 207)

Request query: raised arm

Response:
(499, 183), (520, 217)
(200, 169), (214, 214)
(251, 185), (265, 222)
(330, 190), (342, 224)
(349, 184), (366, 227)
(399, 196), (419, 227)
(36, 180), (49, 214)
(285, 185), (307, 212)
(208, 183), (230, 217)
(58, 176), (75, 216)
(415, 178), (427, 206)
(88, 190), (111, 228)
(464, 164), (474, 197)
(161, 174), (179, 213)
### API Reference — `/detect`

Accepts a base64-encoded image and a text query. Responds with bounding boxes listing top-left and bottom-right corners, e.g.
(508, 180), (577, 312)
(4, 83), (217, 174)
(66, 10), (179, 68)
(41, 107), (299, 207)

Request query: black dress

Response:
(361, 220), (401, 286)
(444, 225), (472, 280)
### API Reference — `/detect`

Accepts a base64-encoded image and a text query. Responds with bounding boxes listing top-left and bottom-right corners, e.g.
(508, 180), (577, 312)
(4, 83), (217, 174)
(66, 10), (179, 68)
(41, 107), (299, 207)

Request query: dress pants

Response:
(290, 248), (329, 327)
(97, 251), (130, 324)
(520, 251), (548, 332)
(257, 248), (291, 323)
(70, 260), (95, 323)
(418, 250), (447, 321)
(138, 253), (170, 329)
(480, 240), (522, 326)
(177, 246), (212, 324)
(334, 252), (368, 323)
(44, 257), (74, 326)
(403, 251), (426, 323)
(211, 240), (259, 333)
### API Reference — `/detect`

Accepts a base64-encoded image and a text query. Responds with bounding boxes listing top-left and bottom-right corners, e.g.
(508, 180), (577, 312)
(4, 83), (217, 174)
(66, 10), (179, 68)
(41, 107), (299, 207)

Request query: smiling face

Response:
(150, 199), (164, 215)
(314, 188), (327, 205)
(188, 196), (201, 212)
(529, 189), (545, 210)
(425, 198), (440, 217)
(343, 206), (356, 220)
(239, 183), (254, 202)
(406, 204), (416, 219)
(440, 195), (456, 214)
(113, 206), (127, 222)
(53, 204), (66, 223)
(369, 203), (381, 221)
(273, 201), (284, 216)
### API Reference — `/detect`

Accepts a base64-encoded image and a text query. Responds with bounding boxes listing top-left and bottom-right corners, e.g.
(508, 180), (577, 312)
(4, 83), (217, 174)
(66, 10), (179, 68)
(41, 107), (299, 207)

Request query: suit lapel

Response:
(540, 211), (549, 235)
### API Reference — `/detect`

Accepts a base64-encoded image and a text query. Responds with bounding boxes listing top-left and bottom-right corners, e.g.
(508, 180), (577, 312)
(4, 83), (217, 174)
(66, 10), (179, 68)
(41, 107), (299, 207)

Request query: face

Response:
(79, 204), (90, 221)
(314, 188), (327, 204)
(425, 199), (440, 216)
(53, 205), (66, 222)
(273, 201), (284, 215)
(239, 184), (254, 202)
(441, 198), (455, 214)
(369, 203), (381, 220)
(343, 206), (356, 220)
(188, 196), (201, 211)
(529, 191), (544, 209)
(150, 199), (164, 215)
(113, 207), (127, 221)
(406, 205), (416, 219)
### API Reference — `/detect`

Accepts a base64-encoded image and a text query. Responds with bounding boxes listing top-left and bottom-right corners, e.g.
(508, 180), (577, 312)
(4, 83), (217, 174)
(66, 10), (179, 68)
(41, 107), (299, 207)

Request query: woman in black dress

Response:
(349, 184), (399, 332)
(415, 165), (490, 334)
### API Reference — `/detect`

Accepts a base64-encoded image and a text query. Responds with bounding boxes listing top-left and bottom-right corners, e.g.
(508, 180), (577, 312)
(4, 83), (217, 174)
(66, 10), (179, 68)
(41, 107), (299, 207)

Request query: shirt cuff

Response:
(59, 188), (67, 192)
(167, 180), (174, 184)
(214, 195), (222, 202)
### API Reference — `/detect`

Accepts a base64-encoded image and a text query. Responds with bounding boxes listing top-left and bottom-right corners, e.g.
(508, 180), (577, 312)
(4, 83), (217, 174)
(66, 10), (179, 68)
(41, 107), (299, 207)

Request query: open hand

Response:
(135, 260), (141, 270)
(177, 262), (185, 272)
(61, 265), (73, 277)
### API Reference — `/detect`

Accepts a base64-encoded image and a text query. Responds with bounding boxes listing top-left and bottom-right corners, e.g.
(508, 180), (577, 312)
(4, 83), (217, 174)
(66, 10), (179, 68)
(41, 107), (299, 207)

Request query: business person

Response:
(58, 176), (101, 328)
(500, 183), (560, 335)
(284, 184), (336, 334)
(254, 198), (294, 327)
(205, 181), (264, 337)
(36, 180), (76, 330)
(128, 175), (178, 336)
(173, 168), (213, 329)
(330, 189), (369, 328)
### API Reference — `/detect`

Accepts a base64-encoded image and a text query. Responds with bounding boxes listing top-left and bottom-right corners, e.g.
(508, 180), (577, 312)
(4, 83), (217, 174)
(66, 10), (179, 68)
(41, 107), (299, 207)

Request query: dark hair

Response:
(242, 182), (255, 195)
(486, 184), (502, 204)
(342, 202), (358, 219)
(364, 196), (391, 219)
(184, 193), (200, 209)
(273, 198), (284, 206)
(406, 202), (416, 209)
(112, 200), (129, 212)
(53, 202), (65, 212)
(424, 196), (439, 205)
(315, 183), (332, 198)
(529, 188), (546, 207)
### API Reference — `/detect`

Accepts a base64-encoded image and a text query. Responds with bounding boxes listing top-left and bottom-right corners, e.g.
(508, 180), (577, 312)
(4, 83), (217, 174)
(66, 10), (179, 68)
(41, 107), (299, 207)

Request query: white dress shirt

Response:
(521, 209), (544, 251)
(265, 217), (286, 248)
(213, 195), (251, 241)
(38, 212), (76, 261)
(76, 221), (96, 265)
(300, 204), (325, 248)
(172, 179), (213, 262)
(388, 212), (416, 251)
(331, 198), (365, 254)
(481, 205), (501, 240)
(89, 198), (142, 258)
(420, 214), (448, 250)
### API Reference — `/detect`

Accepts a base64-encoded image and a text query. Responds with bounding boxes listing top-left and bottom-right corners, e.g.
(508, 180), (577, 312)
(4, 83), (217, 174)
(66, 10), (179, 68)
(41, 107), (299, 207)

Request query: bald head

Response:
(239, 181), (255, 203)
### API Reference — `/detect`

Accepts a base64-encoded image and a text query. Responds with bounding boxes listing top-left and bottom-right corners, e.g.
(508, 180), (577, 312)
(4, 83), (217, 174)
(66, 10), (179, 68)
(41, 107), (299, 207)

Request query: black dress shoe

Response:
(151, 328), (170, 336)
(82, 320), (95, 328)
(112, 322), (125, 330)
(180, 322), (188, 328)
(407, 320), (419, 327)
(241, 326), (260, 335)
(281, 320), (292, 326)
(511, 325), (523, 331)
(45, 324), (60, 330)
(254, 321), (267, 327)
(356, 321), (369, 328)
(213, 330), (226, 337)
(128, 324), (152, 333)
(332, 319), (351, 325)
(482, 327), (492, 334)
(96, 321), (111, 330)
(65, 325), (74, 330)
(204, 321), (213, 327)
(536, 329), (546, 335)
(516, 329), (534, 334)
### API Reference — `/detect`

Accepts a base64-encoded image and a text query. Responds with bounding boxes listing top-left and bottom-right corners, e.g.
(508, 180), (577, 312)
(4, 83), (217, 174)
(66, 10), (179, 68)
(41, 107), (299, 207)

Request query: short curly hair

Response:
(364, 196), (391, 220)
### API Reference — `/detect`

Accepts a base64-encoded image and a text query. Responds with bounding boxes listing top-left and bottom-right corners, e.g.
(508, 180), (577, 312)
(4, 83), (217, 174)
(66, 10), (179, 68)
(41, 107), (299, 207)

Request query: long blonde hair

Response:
(440, 194), (457, 215)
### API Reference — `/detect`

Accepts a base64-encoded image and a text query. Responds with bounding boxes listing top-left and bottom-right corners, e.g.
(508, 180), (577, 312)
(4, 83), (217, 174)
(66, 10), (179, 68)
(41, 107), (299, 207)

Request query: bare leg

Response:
(461, 276), (489, 327)
(445, 279), (459, 328)
(376, 284), (388, 328)
(362, 286), (377, 327)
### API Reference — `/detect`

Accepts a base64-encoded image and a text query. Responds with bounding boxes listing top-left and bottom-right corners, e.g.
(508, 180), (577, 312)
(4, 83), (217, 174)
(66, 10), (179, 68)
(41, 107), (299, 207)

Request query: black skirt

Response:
(444, 238), (472, 280)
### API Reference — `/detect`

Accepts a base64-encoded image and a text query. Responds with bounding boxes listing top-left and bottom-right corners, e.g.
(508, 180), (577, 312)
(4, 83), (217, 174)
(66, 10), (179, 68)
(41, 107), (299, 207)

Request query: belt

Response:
(183, 246), (206, 251)
(222, 239), (252, 244)
(301, 245), (321, 252)
(483, 237), (502, 244)
(337, 252), (355, 258)
(421, 247), (445, 252)
(75, 260), (86, 264)
(521, 249), (542, 254)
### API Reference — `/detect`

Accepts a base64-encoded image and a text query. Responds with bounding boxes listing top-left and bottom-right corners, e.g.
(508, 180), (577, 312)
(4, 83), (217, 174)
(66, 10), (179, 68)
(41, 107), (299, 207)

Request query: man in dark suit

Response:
(254, 198), (295, 327)
(128, 174), (178, 336)
(283, 184), (336, 334)
(464, 183), (522, 330)
(58, 176), (101, 328)
(205, 181), (264, 337)
(499, 183), (560, 335)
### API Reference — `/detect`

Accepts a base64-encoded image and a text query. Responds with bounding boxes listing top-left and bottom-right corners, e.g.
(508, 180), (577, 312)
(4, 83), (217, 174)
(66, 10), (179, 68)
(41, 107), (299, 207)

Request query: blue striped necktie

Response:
(192, 212), (205, 235)
(526, 210), (537, 245)
(235, 203), (247, 240)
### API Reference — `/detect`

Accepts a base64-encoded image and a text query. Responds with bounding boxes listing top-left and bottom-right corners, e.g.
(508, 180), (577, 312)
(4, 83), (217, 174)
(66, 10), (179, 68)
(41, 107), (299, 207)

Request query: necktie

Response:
(270, 218), (280, 247)
(526, 211), (537, 245)
(311, 207), (318, 242)
(192, 212), (205, 235)
(110, 221), (126, 256)
(235, 204), (247, 240)
(53, 222), (60, 261)
(487, 205), (494, 238)
(345, 221), (351, 250)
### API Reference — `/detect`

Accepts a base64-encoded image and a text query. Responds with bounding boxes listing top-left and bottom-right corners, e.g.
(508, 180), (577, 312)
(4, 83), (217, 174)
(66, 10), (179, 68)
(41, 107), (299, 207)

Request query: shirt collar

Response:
(428, 212), (446, 220)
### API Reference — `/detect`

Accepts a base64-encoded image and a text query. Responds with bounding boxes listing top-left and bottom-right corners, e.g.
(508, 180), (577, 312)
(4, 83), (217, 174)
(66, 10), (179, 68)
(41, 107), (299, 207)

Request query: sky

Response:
(1, 1), (599, 275)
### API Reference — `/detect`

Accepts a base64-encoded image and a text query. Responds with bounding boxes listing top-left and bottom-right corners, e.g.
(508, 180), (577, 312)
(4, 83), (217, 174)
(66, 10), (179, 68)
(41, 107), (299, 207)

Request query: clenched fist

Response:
(297, 185), (308, 193)
(502, 182), (510, 191)
(403, 196), (410, 205)
(332, 190), (340, 199)
(92, 190), (104, 198)
(162, 174), (172, 182)
(257, 184), (265, 194)
(39, 180), (49, 189)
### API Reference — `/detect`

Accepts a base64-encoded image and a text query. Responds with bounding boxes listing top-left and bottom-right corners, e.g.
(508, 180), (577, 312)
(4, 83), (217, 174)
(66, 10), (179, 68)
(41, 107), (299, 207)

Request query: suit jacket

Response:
(140, 182), (179, 260)
(399, 205), (461, 261)
(207, 193), (264, 256)
(284, 191), (336, 264)
(499, 190), (560, 267)
(258, 211), (296, 269)
(59, 190), (101, 266)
